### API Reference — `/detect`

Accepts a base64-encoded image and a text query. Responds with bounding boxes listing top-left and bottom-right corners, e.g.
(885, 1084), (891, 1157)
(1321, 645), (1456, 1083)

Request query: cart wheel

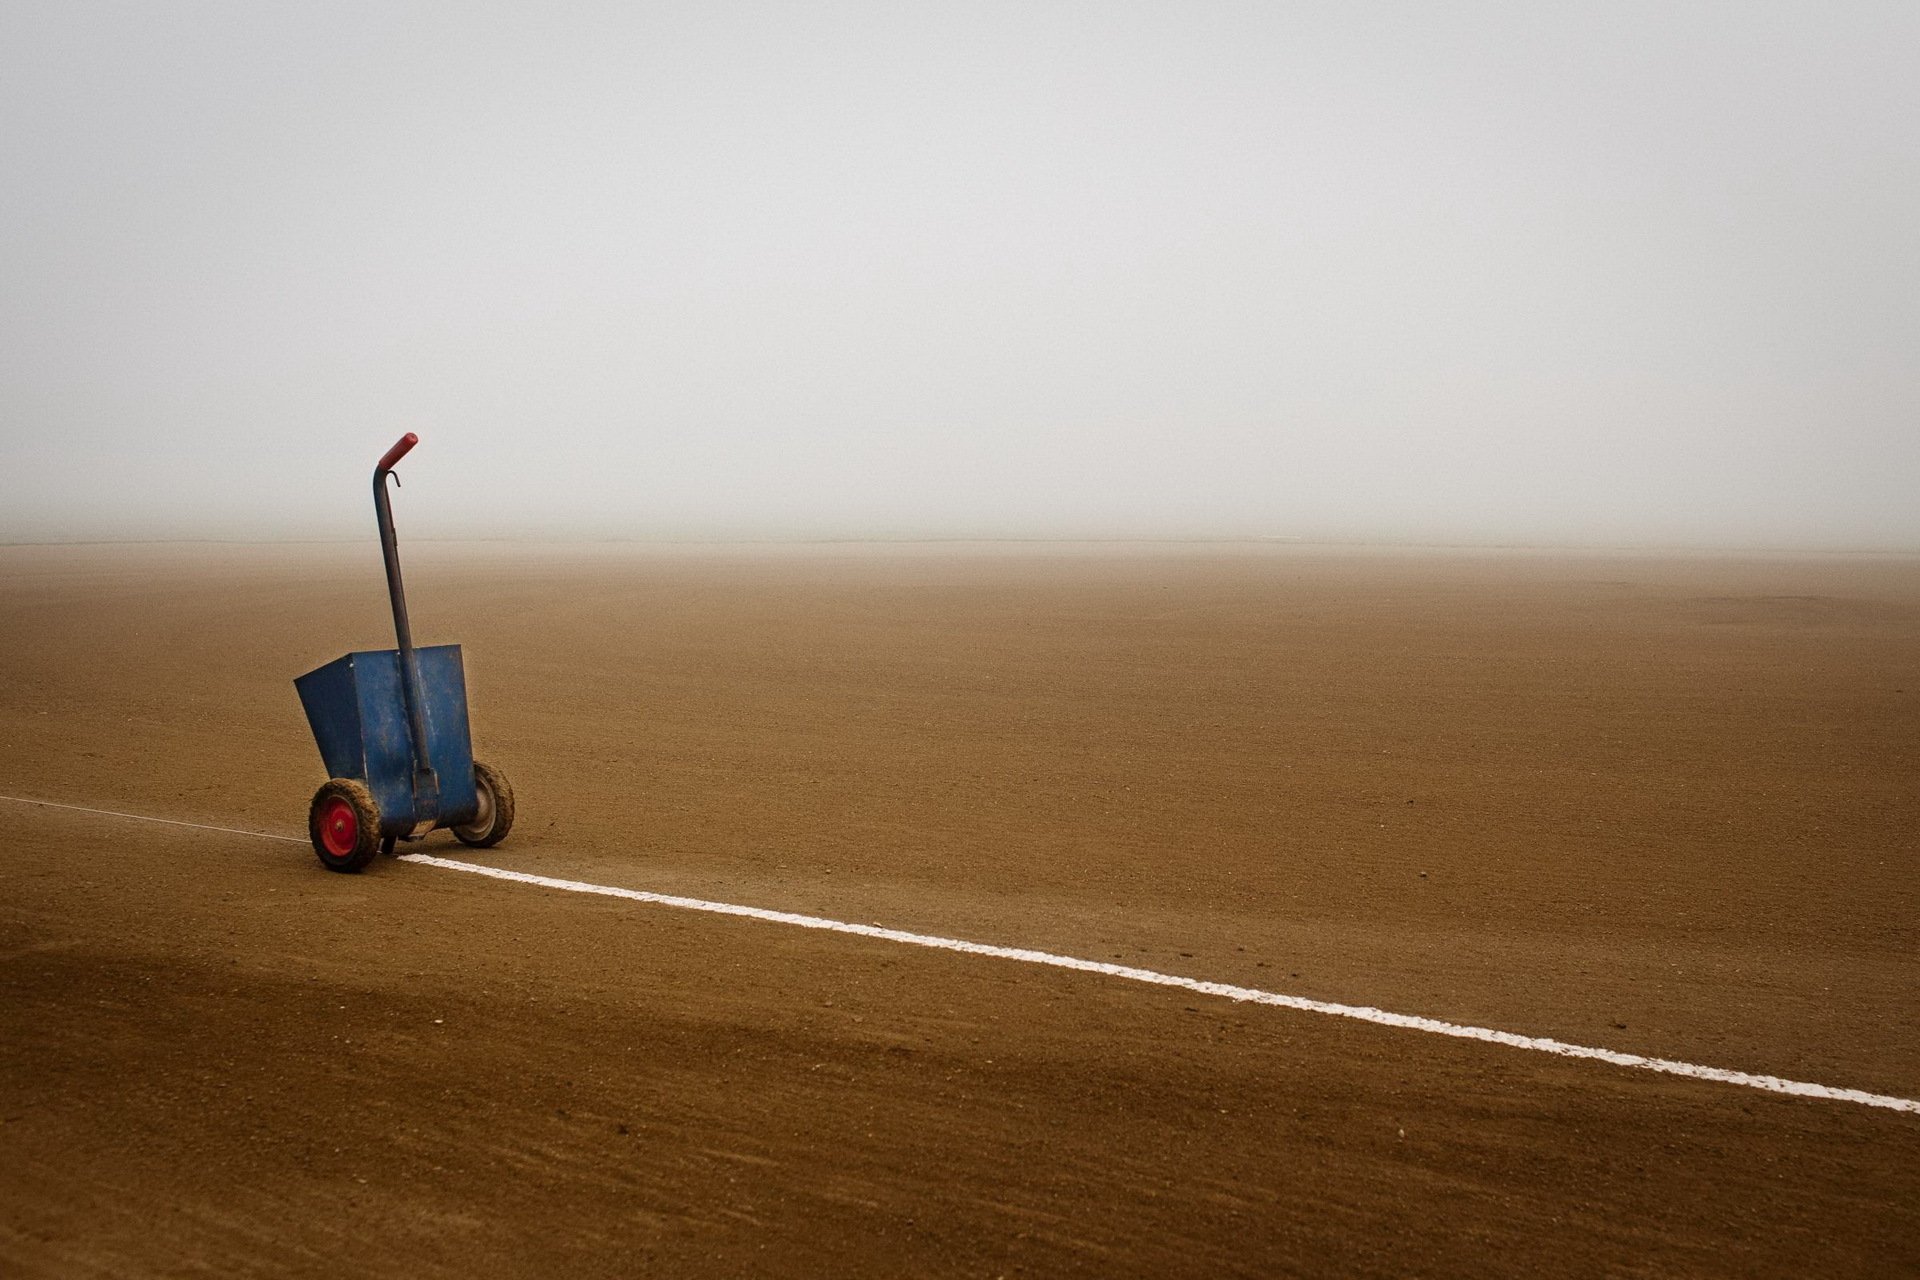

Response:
(309, 778), (382, 873)
(452, 760), (515, 848)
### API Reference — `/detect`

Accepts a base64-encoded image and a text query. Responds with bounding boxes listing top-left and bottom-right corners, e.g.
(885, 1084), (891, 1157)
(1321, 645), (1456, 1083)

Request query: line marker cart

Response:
(294, 433), (515, 871)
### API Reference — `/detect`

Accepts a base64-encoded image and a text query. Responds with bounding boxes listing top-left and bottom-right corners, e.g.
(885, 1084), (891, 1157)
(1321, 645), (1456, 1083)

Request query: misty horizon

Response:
(4, 2), (1916, 552)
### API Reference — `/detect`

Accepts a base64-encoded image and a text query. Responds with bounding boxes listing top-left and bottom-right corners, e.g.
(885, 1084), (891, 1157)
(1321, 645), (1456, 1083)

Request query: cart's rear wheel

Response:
(452, 760), (515, 848)
(309, 778), (382, 873)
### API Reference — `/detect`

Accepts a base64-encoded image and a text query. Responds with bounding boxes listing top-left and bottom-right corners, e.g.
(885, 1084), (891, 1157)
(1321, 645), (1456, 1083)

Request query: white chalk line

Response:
(0, 793), (308, 844)
(398, 854), (1920, 1115)
(5, 792), (1916, 1116)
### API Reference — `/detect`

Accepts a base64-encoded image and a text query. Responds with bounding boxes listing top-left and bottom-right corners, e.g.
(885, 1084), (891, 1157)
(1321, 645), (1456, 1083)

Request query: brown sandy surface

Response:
(1, 541), (1916, 1276)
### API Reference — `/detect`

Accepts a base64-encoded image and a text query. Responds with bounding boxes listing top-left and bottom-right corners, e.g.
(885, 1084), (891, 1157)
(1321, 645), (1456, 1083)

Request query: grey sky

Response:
(3, 1), (1915, 547)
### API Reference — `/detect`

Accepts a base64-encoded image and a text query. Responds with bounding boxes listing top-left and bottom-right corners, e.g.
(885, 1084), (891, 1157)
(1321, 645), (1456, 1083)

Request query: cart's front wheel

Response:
(452, 760), (515, 849)
(309, 778), (382, 873)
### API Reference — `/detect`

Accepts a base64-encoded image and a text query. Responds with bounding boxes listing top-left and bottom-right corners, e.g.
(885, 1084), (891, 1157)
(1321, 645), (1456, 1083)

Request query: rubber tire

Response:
(309, 778), (383, 873)
(452, 760), (515, 848)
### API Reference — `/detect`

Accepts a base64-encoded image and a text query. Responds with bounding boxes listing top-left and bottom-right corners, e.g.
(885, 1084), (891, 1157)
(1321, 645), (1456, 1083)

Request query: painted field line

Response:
(5, 792), (1916, 1116)
(0, 793), (307, 844)
(399, 853), (1920, 1117)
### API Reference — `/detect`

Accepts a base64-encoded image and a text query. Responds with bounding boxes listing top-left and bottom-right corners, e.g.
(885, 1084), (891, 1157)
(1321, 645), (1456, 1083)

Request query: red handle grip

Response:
(377, 432), (419, 471)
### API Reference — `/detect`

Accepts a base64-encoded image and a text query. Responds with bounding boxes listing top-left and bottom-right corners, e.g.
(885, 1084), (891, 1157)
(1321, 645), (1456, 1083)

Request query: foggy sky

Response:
(3, 1), (1915, 548)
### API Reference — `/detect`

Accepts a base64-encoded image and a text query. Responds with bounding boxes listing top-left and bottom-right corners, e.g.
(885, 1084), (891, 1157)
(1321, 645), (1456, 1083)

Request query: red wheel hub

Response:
(319, 796), (359, 857)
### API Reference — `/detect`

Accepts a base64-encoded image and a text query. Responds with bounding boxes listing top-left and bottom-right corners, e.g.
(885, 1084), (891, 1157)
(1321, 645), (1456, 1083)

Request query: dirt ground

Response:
(1, 541), (1915, 1277)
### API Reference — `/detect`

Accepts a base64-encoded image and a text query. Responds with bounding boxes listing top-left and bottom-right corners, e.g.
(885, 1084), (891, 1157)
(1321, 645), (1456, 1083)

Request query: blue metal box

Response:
(294, 645), (480, 837)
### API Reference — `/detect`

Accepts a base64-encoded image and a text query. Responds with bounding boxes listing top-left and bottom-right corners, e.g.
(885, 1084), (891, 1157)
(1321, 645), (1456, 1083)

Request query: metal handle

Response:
(371, 433), (438, 809)
(372, 435), (418, 654)
(378, 432), (419, 473)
